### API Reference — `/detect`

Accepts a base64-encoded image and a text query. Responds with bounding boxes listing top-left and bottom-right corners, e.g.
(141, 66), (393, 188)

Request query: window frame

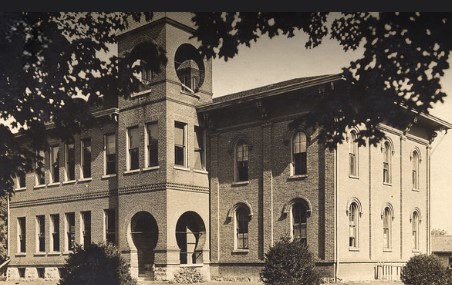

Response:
(234, 206), (250, 250)
(50, 145), (60, 183)
(348, 202), (359, 249)
(81, 211), (91, 248)
(194, 126), (205, 170)
(81, 138), (92, 179)
(65, 212), (75, 252)
(65, 142), (75, 182)
(349, 131), (359, 177)
(412, 211), (420, 251)
(17, 217), (26, 253)
(383, 141), (392, 184)
(145, 122), (159, 168)
(104, 133), (117, 176)
(383, 207), (392, 250)
(234, 141), (249, 182)
(50, 214), (60, 252)
(174, 121), (187, 168)
(291, 131), (307, 176)
(104, 209), (116, 245)
(291, 202), (307, 244)
(412, 151), (420, 190)
(36, 215), (45, 253)
(35, 150), (45, 186)
(127, 126), (140, 171)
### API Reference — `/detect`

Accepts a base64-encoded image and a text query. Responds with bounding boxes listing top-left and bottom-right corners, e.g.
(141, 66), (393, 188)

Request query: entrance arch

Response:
(175, 211), (206, 265)
(130, 211), (158, 276)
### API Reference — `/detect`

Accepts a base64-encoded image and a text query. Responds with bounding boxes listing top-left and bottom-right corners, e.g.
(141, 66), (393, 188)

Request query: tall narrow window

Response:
(174, 122), (186, 167)
(65, 213), (75, 252)
(349, 131), (358, 177)
(194, 127), (205, 170)
(235, 141), (249, 182)
(50, 214), (60, 252)
(127, 126), (139, 170)
(349, 203), (359, 248)
(412, 211), (420, 250)
(105, 134), (116, 175)
(81, 211), (91, 248)
(383, 142), (391, 184)
(235, 206), (250, 250)
(292, 131), (307, 176)
(35, 150), (45, 186)
(17, 173), (26, 189)
(65, 143), (75, 181)
(292, 203), (307, 244)
(81, 138), (91, 179)
(146, 122), (159, 168)
(17, 217), (26, 253)
(105, 209), (116, 244)
(50, 145), (60, 183)
(36, 215), (45, 253)
(412, 151), (420, 190)
(383, 207), (392, 249)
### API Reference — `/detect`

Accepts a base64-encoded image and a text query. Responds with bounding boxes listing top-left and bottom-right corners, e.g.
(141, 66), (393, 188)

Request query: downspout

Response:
(334, 146), (339, 282)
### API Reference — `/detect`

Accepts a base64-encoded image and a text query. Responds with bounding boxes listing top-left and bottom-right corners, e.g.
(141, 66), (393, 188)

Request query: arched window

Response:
(349, 202), (359, 248)
(383, 141), (392, 184)
(383, 206), (392, 249)
(292, 131), (307, 176)
(412, 151), (420, 190)
(291, 202), (308, 244)
(235, 206), (250, 250)
(412, 211), (420, 250)
(349, 131), (358, 177)
(235, 141), (249, 182)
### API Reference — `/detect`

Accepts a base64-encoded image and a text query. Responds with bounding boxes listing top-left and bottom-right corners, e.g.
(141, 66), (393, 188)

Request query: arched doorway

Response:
(130, 211), (158, 276)
(175, 212), (206, 265)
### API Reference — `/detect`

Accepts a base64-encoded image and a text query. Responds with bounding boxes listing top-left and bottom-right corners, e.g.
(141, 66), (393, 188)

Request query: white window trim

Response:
(126, 126), (140, 171)
(80, 138), (91, 179)
(50, 214), (60, 253)
(145, 122), (159, 168)
(36, 216), (45, 253)
(194, 126), (206, 170)
(17, 217), (25, 254)
(104, 134), (116, 176)
(174, 122), (188, 168)
(64, 143), (75, 182)
(49, 145), (59, 184)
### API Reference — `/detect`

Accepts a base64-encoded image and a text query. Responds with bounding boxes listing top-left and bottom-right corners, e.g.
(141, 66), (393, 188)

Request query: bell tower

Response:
(116, 12), (212, 281)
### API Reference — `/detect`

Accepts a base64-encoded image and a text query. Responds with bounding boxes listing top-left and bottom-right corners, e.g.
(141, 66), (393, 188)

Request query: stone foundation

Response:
(7, 267), (61, 281)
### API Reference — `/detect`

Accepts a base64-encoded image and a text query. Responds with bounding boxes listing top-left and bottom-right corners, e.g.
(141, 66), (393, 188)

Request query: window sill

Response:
(383, 182), (392, 186)
(62, 180), (76, 185)
(47, 252), (61, 256)
(34, 185), (45, 190)
(412, 249), (421, 253)
(232, 181), (249, 186)
(193, 169), (208, 174)
(131, 89), (151, 98)
(102, 174), (117, 179)
(232, 249), (249, 254)
(15, 187), (26, 192)
(78, 177), (92, 183)
(349, 175), (359, 180)
(123, 169), (140, 175)
(63, 251), (73, 255)
(287, 174), (307, 181)
(34, 252), (46, 257)
(412, 188), (420, 192)
(15, 253), (26, 257)
(47, 182), (61, 187)
(383, 248), (392, 252)
(180, 263), (204, 268)
(142, 166), (160, 172)
(174, 166), (190, 172)
(349, 247), (360, 252)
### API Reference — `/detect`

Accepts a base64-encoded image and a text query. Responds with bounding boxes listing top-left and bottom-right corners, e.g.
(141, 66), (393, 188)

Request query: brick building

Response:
(6, 12), (452, 282)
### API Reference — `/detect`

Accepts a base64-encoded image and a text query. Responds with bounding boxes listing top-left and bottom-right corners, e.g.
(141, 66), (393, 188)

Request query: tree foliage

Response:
(400, 254), (450, 285)
(58, 242), (137, 285)
(0, 12), (167, 196)
(191, 12), (451, 148)
(0, 197), (6, 262)
(260, 235), (320, 285)
(431, 228), (448, 236)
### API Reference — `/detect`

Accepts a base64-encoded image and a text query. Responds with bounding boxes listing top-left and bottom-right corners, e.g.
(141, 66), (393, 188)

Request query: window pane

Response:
(147, 123), (158, 167)
(175, 123), (185, 146)
(51, 146), (60, 182)
(51, 214), (60, 252)
(294, 152), (307, 175)
(82, 138), (91, 178)
(293, 132), (306, 153)
(66, 143), (75, 181)
(66, 213), (75, 251)
(82, 212), (91, 247)
(128, 127), (139, 149)
(175, 146), (185, 166)
(106, 134), (116, 155)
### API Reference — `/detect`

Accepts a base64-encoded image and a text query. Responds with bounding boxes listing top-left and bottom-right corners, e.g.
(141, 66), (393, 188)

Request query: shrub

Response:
(400, 254), (449, 285)
(58, 242), (137, 285)
(260, 235), (320, 285)
(172, 267), (205, 284)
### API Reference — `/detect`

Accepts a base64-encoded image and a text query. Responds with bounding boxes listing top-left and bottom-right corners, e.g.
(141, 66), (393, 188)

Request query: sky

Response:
(210, 30), (452, 234)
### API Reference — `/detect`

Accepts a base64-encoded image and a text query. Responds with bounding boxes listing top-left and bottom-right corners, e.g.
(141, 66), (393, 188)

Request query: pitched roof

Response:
(432, 236), (452, 252)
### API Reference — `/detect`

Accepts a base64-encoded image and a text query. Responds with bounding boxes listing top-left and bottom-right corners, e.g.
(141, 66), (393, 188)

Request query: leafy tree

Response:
(191, 12), (451, 148)
(431, 228), (448, 236)
(260, 235), (320, 285)
(0, 196), (6, 263)
(400, 254), (450, 285)
(0, 12), (166, 196)
(58, 242), (137, 285)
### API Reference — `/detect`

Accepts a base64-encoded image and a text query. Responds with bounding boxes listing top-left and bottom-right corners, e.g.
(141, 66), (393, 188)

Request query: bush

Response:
(400, 254), (449, 285)
(260, 235), (320, 285)
(58, 242), (137, 285)
(172, 267), (205, 284)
